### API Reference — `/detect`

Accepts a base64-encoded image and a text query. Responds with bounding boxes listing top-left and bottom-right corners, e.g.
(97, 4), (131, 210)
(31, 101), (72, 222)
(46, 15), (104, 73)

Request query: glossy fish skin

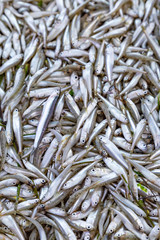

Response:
(33, 88), (60, 151)
(0, 0), (160, 239)
(41, 164), (72, 204)
(95, 40), (105, 75)
(128, 159), (160, 187)
(47, 15), (69, 42)
(131, 119), (147, 152)
(0, 127), (7, 170)
(2, 66), (25, 109)
(48, 214), (77, 240)
(100, 136), (128, 169)
(0, 205), (25, 240)
(0, 54), (23, 75)
(98, 93), (128, 123)
(83, 62), (93, 99)
(75, 98), (98, 133)
(65, 91), (80, 118)
(105, 43), (114, 82)
(30, 47), (45, 75)
(63, 160), (100, 190)
(13, 108), (23, 154)
(142, 100), (160, 149)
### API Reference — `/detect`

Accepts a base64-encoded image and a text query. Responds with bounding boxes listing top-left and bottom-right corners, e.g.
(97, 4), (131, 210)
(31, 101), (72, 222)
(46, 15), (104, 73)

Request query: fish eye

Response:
(110, 229), (113, 233)
(72, 213), (76, 216)
(91, 169), (95, 172)
(12, 182), (16, 185)
(75, 75), (78, 79)
(73, 187), (78, 192)
(41, 179), (45, 183)
(87, 225), (91, 229)
(158, 228), (160, 230)
(94, 201), (98, 205)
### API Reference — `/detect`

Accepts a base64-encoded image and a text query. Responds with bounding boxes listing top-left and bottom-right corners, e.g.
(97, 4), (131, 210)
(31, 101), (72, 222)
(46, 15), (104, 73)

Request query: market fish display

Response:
(0, 0), (159, 239)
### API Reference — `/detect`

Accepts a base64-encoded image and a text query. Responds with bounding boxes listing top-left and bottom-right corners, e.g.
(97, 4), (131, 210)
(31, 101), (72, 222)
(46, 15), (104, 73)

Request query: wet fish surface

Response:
(0, 0), (160, 239)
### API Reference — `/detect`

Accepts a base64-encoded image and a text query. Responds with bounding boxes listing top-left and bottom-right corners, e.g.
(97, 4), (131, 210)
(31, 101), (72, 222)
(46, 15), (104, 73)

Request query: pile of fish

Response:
(0, 0), (160, 239)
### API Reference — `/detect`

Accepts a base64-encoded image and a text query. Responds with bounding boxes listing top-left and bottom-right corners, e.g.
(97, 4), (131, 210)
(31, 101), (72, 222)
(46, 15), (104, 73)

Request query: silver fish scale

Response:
(0, 0), (159, 239)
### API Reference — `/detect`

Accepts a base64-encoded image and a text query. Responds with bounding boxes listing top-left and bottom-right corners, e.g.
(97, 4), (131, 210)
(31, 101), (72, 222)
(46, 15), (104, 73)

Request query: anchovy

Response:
(0, 0), (159, 239)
